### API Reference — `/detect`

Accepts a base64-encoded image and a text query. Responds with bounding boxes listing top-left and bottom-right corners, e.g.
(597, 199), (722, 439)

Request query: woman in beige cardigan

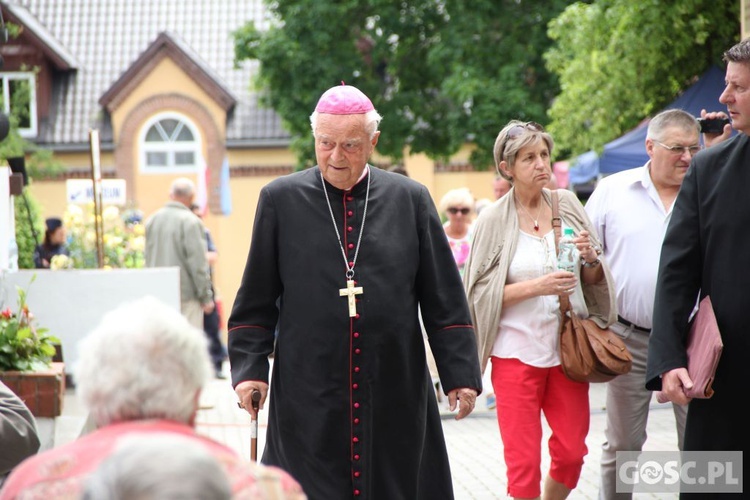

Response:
(463, 121), (617, 500)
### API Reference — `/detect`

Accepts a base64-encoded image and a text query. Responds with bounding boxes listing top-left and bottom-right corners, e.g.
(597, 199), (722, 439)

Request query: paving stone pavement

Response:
(194, 365), (681, 500)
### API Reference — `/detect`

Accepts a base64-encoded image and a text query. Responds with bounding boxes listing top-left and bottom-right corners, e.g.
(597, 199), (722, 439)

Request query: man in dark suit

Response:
(646, 39), (750, 498)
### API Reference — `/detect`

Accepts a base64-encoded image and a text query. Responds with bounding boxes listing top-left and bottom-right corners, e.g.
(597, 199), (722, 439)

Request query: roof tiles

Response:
(7, 0), (290, 146)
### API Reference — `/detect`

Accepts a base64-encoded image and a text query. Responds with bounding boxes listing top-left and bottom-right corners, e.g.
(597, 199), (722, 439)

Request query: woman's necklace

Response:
(515, 196), (544, 232)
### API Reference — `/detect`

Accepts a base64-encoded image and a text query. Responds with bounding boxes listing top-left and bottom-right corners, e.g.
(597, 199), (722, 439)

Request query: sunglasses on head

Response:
(447, 207), (471, 215)
(501, 122), (545, 159)
(507, 121), (545, 139)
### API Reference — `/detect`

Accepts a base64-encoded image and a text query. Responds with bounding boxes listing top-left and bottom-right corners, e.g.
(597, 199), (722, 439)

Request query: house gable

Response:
(100, 31), (235, 115)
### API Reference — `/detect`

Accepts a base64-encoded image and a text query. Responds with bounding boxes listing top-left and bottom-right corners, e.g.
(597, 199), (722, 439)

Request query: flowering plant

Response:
(50, 254), (73, 270)
(64, 203), (145, 269)
(0, 275), (60, 372)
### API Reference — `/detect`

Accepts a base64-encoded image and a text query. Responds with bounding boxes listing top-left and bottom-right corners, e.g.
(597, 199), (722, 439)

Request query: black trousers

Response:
(203, 307), (227, 370)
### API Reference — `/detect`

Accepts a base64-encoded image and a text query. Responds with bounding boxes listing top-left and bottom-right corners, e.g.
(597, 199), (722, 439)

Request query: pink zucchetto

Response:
(315, 83), (374, 115)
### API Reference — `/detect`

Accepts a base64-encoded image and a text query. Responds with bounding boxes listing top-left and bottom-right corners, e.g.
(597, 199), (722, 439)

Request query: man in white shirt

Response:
(585, 108), (730, 500)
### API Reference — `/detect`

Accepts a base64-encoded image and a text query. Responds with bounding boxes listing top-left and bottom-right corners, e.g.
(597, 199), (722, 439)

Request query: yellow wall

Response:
(229, 148), (292, 166)
(111, 57), (227, 140)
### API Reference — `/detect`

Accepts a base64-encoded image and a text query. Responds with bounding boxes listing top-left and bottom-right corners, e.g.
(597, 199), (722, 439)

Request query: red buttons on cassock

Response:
(354, 454), (360, 460)
(354, 489), (360, 496)
(348, 210), (353, 216)
(353, 332), (360, 338)
(353, 436), (359, 443)
(348, 261), (354, 267)
(354, 418), (360, 424)
(347, 226), (353, 232)
(353, 383), (358, 389)
(348, 243), (354, 249)
(347, 196), (353, 201)
(354, 402), (360, 408)
(354, 471), (361, 478)
(355, 348), (361, 354)
(354, 366), (360, 372)
(355, 313), (361, 319)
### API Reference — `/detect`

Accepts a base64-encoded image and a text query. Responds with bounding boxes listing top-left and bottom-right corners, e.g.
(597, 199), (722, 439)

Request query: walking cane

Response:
(250, 389), (261, 462)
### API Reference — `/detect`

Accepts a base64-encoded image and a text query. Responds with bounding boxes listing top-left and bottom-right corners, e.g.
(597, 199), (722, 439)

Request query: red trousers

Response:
(491, 356), (589, 498)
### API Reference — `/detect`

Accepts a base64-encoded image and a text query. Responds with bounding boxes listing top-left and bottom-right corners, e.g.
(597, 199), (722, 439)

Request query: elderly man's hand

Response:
(236, 380), (269, 419)
(447, 387), (478, 420)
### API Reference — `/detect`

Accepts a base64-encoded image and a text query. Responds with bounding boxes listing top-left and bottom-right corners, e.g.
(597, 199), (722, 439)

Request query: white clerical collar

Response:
(344, 165), (370, 191)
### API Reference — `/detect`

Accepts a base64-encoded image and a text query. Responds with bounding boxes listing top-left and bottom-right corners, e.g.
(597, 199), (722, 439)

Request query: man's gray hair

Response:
(646, 109), (700, 143)
(309, 110), (383, 140)
(81, 434), (231, 500)
(75, 296), (211, 427)
(170, 177), (195, 199)
(724, 37), (750, 64)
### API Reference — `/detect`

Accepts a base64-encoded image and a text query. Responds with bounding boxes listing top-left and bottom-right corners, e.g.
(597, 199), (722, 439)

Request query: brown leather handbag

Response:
(552, 191), (633, 383)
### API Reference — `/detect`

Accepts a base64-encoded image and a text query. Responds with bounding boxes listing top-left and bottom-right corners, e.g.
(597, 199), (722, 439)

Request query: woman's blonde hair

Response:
(493, 121), (554, 181)
(439, 187), (475, 215)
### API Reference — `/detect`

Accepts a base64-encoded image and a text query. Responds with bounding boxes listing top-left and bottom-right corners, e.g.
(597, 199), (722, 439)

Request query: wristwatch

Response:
(582, 258), (601, 268)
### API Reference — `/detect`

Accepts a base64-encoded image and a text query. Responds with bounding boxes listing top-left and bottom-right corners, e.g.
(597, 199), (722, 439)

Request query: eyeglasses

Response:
(501, 122), (545, 160)
(653, 140), (701, 156)
(447, 207), (471, 215)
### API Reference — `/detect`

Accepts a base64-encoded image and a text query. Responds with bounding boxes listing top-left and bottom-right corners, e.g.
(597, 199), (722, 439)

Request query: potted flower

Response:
(0, 275), (64, 417)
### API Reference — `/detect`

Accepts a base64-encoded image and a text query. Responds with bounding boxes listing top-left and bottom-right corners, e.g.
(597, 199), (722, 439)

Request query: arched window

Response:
(140, 113), (201, 173)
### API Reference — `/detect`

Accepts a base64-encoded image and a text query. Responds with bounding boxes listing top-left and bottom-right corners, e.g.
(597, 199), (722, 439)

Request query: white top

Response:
(492, 227), (586, 367)
(584, 163), (673, 329)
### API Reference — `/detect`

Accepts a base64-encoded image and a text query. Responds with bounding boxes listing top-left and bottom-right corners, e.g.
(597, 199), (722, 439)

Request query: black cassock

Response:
(647, 134), (750, 498)
(229, 166), (482, 500)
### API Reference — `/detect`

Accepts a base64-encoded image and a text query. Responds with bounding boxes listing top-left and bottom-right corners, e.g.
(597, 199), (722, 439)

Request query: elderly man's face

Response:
(315, 113), (379, 190)
(646, 125), (699, 190)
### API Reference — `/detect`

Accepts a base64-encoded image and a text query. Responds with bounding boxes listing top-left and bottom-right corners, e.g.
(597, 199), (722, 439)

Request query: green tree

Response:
(234, 0), (577, 169)
(545, 0), (739, 160)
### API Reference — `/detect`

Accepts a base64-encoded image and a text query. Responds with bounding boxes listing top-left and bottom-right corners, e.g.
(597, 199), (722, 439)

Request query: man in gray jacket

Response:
(145, 177), (214, 329)
(1, 381), (40, 485)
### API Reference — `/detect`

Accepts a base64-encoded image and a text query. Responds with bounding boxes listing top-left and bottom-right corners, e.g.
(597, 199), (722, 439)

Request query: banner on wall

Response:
(66, 179), (126, 205)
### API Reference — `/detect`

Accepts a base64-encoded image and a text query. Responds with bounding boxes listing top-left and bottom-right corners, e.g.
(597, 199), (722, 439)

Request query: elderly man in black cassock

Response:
(229, 84), (482, 500)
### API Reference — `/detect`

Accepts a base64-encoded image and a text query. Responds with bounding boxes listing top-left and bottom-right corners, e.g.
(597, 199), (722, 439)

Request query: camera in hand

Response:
(698, 117), (730, 134)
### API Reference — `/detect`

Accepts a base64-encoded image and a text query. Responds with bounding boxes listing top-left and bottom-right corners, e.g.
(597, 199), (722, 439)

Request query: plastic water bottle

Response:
(557, 228), (577, 272)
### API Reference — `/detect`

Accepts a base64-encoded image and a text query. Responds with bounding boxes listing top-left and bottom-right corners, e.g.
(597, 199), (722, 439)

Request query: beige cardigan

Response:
(463, 188), (618, 373)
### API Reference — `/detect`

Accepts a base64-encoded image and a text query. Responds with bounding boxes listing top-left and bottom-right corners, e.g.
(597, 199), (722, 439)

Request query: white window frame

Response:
(139, 112), (202, 174)
(0, 72), (38, 138)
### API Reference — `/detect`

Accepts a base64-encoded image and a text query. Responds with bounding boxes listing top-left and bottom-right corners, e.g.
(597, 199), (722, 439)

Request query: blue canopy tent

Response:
(569, 65), (730, 184)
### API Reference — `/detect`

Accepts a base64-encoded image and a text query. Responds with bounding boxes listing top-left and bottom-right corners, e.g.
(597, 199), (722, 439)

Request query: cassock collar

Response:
(322, 165), (372, 195)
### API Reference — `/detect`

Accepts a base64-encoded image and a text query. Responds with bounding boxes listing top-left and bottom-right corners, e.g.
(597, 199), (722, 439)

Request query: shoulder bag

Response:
(551, 191), (633, 383)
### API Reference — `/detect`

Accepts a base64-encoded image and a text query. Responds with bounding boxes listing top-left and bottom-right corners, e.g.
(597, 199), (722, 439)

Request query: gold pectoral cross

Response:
(339, 280), (364, 317)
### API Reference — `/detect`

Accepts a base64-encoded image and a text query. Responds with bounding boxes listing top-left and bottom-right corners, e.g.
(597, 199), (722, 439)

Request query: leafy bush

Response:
(64, 204), (145, 269)
(0, 275), (60, 372)
(13, 190), (44, 270)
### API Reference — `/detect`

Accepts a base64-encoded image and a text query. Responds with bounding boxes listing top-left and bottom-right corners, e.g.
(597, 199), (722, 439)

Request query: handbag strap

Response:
(551, 191), (572, 314)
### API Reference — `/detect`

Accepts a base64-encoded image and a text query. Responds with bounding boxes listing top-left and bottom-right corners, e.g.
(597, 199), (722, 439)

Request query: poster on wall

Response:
(66, 179), (126, 205)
